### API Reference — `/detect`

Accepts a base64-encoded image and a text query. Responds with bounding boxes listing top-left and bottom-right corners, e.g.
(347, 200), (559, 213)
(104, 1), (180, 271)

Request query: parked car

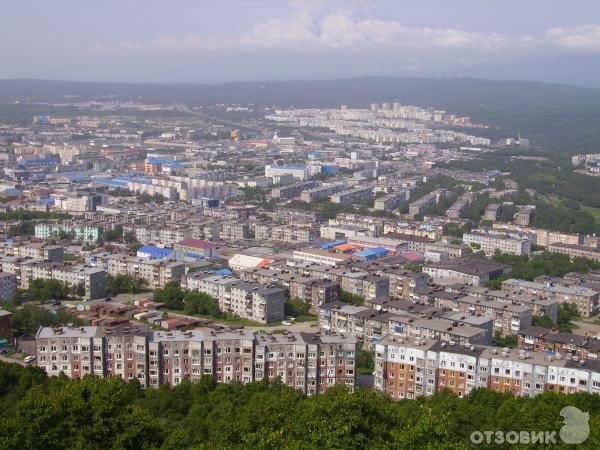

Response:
(282, 321), (292, 326)
(24, 356), (36, 364)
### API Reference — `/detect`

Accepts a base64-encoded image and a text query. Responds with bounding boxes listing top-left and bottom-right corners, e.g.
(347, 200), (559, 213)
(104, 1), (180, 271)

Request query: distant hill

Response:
(1, 77), (599, 153)
(0, 76), (598, 109)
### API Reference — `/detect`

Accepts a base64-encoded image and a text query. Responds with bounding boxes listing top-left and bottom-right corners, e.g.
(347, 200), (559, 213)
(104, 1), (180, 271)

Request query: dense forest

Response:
(0, 362), (598, 449)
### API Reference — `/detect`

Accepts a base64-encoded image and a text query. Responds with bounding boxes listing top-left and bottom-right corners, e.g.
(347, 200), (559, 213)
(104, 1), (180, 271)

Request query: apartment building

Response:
(254, 224), (317, 243)
(0, 257), (105, 300)
(35, 223), (103, 244)
(270, 182), (318, 200)
(374, 191), (408, 211)
(432, 292), (532, 337)
(483, 203), (501, 222)
(448, 285), (559, 323)
(385, 269), (430, 299)
(514, 206), (535, 226)
(319, 302), (491, 350)
(375, 338), (600, 399)
(104, 326), (149, 387)
(36, 326), (357, 395)
(518, 326), (600, 361)
(501, 278), (599, 317)
(463, 231), (532, 256)
(423, 259), (511, 287)
(240, 268), (341, 312)
(0, 242), (64, 262)
(123, 225), (193, 247)
(181, 273), (285, 324)
(408, 190), (447, 218)
(105, 254), (185, 289)
(220, 222), (251, 240)
(446, 193), (473, 220)
(254, 331), (357, 395)
(300, 183), (345, 203)
(174, 239), (218, 259)
(330, 186), (373, 205)
(36, 325), (106, 379)
(292, 248), (353, 267)
(0, 272), (17, 302)
(265, 165), (308, 181)
(548, 243), (600, 263)
(339, 272), (390, 302)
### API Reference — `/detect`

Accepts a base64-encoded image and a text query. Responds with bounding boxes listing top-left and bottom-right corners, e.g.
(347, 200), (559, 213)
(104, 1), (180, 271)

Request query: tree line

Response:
(0, 362), (598, 449)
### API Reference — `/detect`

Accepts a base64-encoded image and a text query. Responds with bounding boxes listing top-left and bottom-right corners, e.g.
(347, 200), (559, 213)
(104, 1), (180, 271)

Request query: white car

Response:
(282, 321), (292, 326)
(24, 356), (36, 364)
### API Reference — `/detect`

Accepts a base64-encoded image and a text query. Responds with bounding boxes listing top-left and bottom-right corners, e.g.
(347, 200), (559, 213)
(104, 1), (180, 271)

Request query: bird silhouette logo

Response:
(559, 406), (590, 444)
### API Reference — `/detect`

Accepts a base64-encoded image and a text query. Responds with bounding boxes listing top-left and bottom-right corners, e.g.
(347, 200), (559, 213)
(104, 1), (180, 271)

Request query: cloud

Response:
(545, 25), (600, 52)
(90, 13), (600, 65)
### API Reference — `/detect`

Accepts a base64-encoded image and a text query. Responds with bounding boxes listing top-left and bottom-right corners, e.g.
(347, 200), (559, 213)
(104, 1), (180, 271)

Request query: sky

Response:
(1, 0), (600, 86)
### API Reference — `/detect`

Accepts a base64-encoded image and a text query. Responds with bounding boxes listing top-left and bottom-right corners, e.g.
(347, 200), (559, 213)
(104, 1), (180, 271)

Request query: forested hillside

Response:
(0, 362), (598, 449)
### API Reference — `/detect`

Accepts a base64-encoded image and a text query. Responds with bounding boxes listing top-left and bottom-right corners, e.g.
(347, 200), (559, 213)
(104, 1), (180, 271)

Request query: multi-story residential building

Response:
(446, 193), (473, 220)
(36, 325), (106, 379)
(300, 183), (345, 203)
(408, 190), (447, 218)
(319, 301), (491, 350)
(292, 248), (353, 267)
(239, 268), (341, 312)
(518, 326), (600, 360)
(514, 206), (535, 226)
(35, 223), (103, 244)
(423, 258), (511, 287)
(432, 293), (532, 336)
(330, 186), (373, 205)
(270, 182), (318, 200)
(105, 254), (185, 289)
(265, 165), (308, 181)
(547, 243), (600, 262)
(374, 338), (600, 399)
(483, 203), (501, 222)
(254, 331), (357, 395)
(384, 269), (430, 299)
(374, 191), (408, 211)
(0, 258), (105, 300)
(174, 239), (218, 259)
(123, 225), (193, 247)
(254, 224), (317, 242)
(463, 231), (532, 256)
(0, 242), (64, 262)
(339, 272), (390, 302)
(220, 222), (251, 240)
(181, 273), (285, 323)
(501, 278), (599, 317)
(446, 284), (559, 323)
(36, 326), (357, 395)
(104, 326), (149, 387)
(0, 272), (17, 302)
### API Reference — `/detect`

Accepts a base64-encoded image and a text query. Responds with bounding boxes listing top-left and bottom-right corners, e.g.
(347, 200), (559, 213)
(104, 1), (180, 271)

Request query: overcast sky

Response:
(1, 0), (599, 86)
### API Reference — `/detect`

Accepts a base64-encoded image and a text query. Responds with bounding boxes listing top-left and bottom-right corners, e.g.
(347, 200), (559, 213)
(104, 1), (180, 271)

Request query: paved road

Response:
(0, 355), (27, 366)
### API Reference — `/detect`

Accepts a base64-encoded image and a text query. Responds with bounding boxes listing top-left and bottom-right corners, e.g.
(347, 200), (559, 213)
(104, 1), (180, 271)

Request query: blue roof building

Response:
(320, 240), (347, 250)
(136, 245), (174, 260)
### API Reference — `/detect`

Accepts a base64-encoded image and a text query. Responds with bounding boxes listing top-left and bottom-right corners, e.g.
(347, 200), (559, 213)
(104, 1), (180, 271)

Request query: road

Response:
(0, 355), (27, 366)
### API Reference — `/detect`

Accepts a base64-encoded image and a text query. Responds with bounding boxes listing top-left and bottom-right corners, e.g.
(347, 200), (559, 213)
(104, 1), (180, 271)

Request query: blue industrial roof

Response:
(147, 157), (184, 168)
(355, 247), (389, 257)
(210, 269), (233, 276)
(137, 245), (173, 259)
(320, 240), (347, 250)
